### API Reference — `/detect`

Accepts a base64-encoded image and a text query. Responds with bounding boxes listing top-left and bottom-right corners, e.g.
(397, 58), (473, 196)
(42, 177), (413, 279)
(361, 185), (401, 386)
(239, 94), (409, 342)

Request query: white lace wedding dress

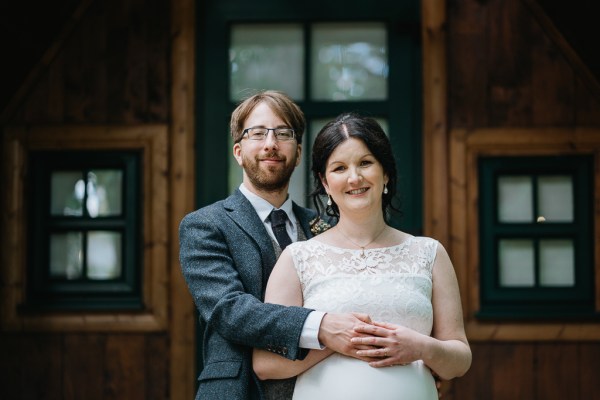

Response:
(287, 236), (439, 400)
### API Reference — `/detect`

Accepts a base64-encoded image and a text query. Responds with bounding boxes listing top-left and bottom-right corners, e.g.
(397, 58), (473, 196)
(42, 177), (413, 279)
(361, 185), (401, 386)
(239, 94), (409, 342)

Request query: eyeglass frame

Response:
(238, 127), (296, 142)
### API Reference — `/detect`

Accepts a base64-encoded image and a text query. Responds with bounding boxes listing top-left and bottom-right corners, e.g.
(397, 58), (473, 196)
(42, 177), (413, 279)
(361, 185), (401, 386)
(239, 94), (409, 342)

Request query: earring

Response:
(383, 184), (388, 195)
(327, 195), (332, 206)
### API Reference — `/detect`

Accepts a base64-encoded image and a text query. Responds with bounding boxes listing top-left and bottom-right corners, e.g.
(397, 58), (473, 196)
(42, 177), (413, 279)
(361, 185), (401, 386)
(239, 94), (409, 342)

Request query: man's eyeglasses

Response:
(241, 127), (296, 142)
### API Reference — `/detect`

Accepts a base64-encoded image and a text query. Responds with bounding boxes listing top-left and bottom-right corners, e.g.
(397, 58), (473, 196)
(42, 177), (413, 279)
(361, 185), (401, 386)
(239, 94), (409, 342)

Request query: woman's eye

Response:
(360, 160), (373, 166)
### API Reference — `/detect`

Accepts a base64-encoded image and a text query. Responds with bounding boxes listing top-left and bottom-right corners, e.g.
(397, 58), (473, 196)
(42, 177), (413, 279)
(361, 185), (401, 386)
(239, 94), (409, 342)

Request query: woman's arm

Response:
(252, 249), (333, 380)
(352, 242), (472, 380)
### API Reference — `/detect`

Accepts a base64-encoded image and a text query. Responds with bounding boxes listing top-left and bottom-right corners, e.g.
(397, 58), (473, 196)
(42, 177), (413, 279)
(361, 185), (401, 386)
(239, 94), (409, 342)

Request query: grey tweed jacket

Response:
(179, 189), (317, 400)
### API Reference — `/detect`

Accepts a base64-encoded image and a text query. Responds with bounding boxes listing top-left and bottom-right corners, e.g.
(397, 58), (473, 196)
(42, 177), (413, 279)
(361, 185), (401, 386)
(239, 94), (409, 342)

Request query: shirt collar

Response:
(239, 183), (294, 223)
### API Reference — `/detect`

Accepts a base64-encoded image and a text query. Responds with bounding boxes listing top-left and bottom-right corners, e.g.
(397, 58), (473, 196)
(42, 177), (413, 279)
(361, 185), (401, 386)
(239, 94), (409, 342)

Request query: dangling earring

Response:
(327, 195), (332, 206)
(383, 184), (388, 195)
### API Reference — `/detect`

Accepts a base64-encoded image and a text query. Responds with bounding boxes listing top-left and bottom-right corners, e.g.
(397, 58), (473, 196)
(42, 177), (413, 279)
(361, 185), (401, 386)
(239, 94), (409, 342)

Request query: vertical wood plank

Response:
(491, 343), (534, 400)
(453, 343), (493, 400)
(145, 0), (170, 122)
(104, 334), (146, 400)
(580, 342), (600, 400)
(448, 0), (489, 128)
(530, 20), (575, 125)
(575, 77), (600, 125)
(535, 343), (579, 399)
(63, 334), (105, 400)
(20, 334), (64, 400)
(421, 0), (449, 244)
(80, 0), (108, 122)
(0, 334), (25, 399)
(146, 334), (169, 399)
(487, 0), (533, 126)
(170, 0), (197, 398)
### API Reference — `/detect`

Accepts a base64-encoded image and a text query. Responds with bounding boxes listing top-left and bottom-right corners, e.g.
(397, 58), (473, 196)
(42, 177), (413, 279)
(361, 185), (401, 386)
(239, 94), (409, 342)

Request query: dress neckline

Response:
(310, 235), (417, 253)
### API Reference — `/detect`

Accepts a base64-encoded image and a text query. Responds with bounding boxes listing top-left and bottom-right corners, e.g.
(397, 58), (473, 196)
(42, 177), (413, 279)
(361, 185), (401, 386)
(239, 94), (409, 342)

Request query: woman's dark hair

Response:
(310, 112), (401, 221)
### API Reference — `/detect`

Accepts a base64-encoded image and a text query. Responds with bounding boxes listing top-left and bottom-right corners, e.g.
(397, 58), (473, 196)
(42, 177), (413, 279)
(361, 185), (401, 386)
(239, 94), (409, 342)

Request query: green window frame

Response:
(478, 155), (595, 319)
(26, 150), (142, 311)
(197, 0), (422, 234)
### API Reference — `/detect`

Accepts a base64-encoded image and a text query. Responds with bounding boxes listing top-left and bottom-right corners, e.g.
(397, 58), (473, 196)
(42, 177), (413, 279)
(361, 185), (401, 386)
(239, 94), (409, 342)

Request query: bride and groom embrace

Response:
(179, 90), (471, 400)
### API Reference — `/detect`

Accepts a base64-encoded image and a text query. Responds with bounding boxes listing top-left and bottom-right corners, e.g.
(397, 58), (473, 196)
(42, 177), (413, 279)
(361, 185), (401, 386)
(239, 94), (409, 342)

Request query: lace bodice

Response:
(288, 236), (438, 335)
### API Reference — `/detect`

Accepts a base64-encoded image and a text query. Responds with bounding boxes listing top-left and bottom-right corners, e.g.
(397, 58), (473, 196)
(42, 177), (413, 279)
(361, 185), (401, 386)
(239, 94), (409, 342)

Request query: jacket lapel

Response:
(223, 190), (277, 293)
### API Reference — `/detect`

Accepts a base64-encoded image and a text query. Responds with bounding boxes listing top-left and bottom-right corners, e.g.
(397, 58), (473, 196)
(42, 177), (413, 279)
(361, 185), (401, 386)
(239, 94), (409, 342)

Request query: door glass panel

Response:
(498, 239), (535, 287)
(87, 170), (123, 217)
(497, 176), (533, 223)
(539, 239), (575, 286)
(87, 231), (122, 280)
(311, 22), (388, 101)
(50, 232), (83, 279)
(230, 24), (304, 101)
(51, 171), (84, 216)
(537, 175), (573, 222)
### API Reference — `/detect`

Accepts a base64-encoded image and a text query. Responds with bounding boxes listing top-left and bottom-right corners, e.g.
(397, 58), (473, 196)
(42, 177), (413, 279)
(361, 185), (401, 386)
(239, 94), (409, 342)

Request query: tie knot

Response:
(269, 209), (288, 228)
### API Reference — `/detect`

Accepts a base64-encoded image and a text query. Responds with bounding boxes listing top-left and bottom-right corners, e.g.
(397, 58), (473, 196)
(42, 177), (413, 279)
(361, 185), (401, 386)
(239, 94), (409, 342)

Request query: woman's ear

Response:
(319, 173), (329, 193)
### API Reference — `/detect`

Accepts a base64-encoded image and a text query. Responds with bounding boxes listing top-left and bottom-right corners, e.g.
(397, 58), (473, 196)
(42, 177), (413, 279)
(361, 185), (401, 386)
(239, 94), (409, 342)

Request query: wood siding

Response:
(442, 0), (600, 398)
(1, 0), (599, 398)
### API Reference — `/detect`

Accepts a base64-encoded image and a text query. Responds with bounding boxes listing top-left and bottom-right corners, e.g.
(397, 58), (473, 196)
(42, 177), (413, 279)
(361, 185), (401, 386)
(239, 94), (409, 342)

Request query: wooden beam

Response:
(169, 0), (197, 398)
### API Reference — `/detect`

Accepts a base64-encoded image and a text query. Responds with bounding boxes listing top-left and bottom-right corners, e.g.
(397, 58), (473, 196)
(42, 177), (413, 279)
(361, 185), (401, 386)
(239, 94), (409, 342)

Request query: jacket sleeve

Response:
(179, 208), (312, 361)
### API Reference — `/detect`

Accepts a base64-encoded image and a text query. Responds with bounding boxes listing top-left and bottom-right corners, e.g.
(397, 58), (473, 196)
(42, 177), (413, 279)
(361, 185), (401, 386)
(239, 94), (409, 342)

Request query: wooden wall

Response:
(1, 0), (599, 399)
(441, 0), (600, 399)
(0, 0), (185, 399)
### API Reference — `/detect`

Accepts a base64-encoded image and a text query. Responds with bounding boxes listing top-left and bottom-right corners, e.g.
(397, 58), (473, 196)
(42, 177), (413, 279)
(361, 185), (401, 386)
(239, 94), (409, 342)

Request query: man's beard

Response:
(242, 151), (297, 192)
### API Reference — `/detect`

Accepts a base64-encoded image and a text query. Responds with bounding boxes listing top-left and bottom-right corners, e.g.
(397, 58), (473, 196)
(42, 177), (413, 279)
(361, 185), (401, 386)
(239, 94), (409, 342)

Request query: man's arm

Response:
(179, 208), (311, 360)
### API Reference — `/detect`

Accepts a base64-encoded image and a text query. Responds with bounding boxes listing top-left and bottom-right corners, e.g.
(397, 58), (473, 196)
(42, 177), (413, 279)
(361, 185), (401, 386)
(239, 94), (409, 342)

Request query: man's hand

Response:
(317, 313), (377, 360)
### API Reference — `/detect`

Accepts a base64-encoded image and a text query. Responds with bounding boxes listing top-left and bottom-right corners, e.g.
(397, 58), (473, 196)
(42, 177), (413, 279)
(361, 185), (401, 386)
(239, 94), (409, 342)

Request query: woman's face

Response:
(321, 137), (388, 215)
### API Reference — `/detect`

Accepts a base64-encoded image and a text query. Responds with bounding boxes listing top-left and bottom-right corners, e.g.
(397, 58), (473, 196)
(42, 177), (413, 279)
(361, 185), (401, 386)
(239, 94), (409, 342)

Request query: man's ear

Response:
(233, 142), (243, 167)
(295, 144), (302, 167)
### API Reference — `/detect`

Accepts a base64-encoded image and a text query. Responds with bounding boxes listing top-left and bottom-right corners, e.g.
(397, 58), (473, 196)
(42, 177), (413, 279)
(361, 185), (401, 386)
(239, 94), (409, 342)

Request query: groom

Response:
(179, 90), (375, 400)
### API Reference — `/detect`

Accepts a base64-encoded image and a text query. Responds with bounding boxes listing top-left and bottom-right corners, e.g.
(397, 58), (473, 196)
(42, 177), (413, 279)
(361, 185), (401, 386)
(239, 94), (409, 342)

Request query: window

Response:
(2, 125), (167, 331)
(26, 151), (141, 310)
(198, 0), (422, 233)
(478, 155), (595, 318)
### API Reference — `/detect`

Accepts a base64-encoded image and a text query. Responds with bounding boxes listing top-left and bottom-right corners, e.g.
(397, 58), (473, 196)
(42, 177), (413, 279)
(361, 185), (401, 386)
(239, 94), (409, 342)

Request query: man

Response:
(179, 91), (373, 400)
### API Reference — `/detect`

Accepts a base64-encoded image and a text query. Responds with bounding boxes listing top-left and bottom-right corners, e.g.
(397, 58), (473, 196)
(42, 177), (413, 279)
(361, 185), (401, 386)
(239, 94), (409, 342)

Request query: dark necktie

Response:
(269, 209), (292, 251)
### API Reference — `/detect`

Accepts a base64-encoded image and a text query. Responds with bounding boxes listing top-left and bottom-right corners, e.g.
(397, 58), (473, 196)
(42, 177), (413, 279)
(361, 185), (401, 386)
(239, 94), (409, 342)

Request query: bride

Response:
(253, 113), (471, 399)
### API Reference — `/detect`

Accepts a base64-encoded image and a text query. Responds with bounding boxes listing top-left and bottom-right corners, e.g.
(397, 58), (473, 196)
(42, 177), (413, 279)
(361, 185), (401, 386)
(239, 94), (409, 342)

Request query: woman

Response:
(253, 113), (471, 399)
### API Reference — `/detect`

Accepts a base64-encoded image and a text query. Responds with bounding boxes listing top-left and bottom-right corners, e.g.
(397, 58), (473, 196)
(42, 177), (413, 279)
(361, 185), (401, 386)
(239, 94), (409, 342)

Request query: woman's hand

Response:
(351, 321), (426, 367)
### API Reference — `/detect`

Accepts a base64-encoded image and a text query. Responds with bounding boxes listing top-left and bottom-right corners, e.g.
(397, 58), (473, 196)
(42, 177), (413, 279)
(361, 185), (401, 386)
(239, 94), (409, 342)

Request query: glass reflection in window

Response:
(539, 239), (575, 286)
(497, 176), (533, 223)
(311, 22), (388, 101)
(537, 175), (573, 222)
(230, 24), (304, 101)
(87, 231), (122, 280)
(50, 232), (83, 279)
(498, 239), (535, 287)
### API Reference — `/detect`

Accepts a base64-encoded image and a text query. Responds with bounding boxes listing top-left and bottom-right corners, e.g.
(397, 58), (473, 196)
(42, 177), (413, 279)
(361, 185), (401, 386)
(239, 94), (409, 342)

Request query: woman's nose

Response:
(348, 168), (362, 183)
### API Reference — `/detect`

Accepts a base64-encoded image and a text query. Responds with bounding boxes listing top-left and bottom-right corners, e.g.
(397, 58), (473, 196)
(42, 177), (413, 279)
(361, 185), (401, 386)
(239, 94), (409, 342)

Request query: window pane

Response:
(87, 170), (122, 217)
(230, 24), (304, 101)
(87, 231), (122, 280)
(537, 175), (573, 222)
(497, 176), (533, 223)
(499, 239), (535, 287)
(50, 232), (83, 279)
(51, 171), (84, 216)
(539, 239), (575, 286)
(311, 22), (388, 101)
